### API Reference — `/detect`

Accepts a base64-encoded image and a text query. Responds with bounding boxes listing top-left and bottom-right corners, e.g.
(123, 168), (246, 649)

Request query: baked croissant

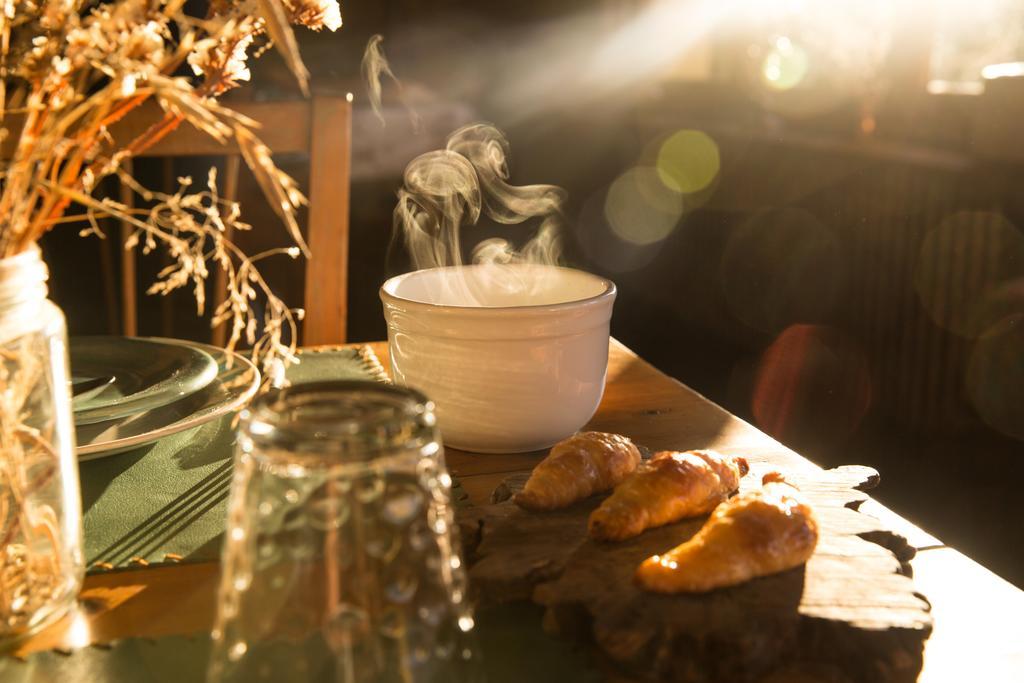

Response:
(513, 432), (641, 511)
(635, 472), (818, 593)
(588, 450), (749, 541)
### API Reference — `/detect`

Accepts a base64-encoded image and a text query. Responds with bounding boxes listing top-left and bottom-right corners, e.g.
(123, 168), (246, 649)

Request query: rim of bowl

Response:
(379, 264), (616, 314)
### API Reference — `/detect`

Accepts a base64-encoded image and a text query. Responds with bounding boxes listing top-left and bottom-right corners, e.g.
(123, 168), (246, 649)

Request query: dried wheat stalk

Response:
(0, 0), (341, 367)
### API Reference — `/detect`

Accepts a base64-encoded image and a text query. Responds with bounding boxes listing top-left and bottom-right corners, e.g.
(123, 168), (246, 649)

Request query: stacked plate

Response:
(71, 337), (260, 460)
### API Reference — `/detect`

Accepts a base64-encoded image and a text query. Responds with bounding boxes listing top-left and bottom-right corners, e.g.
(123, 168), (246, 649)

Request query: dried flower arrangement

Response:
(0, 0), (340, 639)
(0, 335), (67, 639)
(0, 0), (342, 368)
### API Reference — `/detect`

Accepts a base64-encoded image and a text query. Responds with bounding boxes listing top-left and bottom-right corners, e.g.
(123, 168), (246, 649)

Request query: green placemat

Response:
(80, 346), (388, 571)
(0, 636), (210, 683)
(0, 604), (601, 682)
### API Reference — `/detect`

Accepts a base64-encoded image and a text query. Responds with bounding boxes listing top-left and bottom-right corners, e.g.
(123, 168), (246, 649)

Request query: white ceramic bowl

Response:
(380, 264), (616, 453)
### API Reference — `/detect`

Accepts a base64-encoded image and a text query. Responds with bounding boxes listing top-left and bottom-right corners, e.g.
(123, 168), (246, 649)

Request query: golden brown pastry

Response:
(635, 471), (818, 593)
(588, 450), (748, 541)
(513, 432), (641, 511)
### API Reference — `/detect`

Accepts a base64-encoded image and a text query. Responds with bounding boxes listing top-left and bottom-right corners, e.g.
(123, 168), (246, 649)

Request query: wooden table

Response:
(15, 341), (1024, 681)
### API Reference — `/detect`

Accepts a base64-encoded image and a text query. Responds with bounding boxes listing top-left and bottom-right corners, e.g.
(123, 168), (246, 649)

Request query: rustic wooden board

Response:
(457, 464), (932, 683)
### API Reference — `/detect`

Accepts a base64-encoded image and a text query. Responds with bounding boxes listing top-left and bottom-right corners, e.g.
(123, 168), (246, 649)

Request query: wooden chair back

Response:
(108, 95), (352, 346)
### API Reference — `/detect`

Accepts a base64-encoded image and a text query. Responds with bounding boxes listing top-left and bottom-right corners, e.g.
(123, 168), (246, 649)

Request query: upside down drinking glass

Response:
(208, 381), (480, 683)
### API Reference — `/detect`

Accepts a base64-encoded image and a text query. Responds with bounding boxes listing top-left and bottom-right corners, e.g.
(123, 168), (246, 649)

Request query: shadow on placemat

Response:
(79, 447), (151, 512)
(79, 347), (389, 571)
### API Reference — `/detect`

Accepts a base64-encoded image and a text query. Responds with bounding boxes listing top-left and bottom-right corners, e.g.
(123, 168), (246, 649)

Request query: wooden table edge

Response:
(7, 339), (1022, 683)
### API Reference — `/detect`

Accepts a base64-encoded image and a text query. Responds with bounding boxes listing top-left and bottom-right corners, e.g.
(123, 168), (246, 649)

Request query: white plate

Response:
(75, 340), (260, 460)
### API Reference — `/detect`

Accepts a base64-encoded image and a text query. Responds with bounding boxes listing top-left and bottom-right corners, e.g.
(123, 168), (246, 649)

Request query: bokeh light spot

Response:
(576, 190), (661, 274)
(914, 211), (1024, 338)
(656, 130), (720, 195)
(762, 36), (809, 91)
(966, 314), (1024, 442)
(604, 166), (683, 246)
(752, 324), (872, 447)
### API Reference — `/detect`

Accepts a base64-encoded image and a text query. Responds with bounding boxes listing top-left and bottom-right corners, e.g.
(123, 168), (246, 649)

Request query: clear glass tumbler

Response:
(208, 381), (479, 683)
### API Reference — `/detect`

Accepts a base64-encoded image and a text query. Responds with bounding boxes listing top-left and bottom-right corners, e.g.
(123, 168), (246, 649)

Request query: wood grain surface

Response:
(460, 463), (931, 683)
(10, 341), (1024, 683)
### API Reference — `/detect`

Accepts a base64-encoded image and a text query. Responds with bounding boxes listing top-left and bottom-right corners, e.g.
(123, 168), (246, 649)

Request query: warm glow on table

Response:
(12, 340), (1024, 683)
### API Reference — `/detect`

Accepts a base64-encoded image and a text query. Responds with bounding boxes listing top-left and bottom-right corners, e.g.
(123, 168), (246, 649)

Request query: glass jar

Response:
(0, 247), (83, 646)
(209, 381), (479, 683)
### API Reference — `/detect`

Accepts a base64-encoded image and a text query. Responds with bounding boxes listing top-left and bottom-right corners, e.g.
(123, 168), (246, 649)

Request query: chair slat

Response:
(211, 154), (242, 348)
(159, 157), (175, 336)
(118, 159), (138, 337)
(304, 96), (352, 345)
(115, 101), (312, 157)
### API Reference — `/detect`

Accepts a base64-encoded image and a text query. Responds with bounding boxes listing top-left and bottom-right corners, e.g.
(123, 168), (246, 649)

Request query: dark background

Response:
(45, 1), (1024, 586)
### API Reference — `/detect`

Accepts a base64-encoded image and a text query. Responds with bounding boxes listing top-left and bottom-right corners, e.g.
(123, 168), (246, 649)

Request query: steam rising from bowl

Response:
(383, 107), (611, 452)
(393, 123), (568, 272)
